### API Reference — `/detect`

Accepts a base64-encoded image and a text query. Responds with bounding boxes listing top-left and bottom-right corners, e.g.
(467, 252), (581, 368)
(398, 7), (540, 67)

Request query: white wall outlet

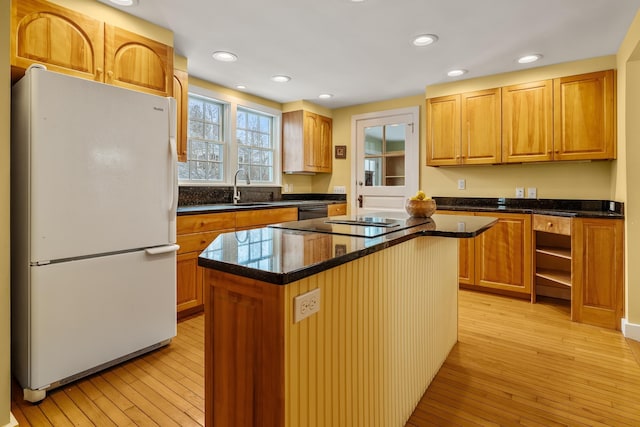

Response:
(515, 187), (525, 198)
(283, 184), (290, 193)
(333, 185), (346, 194)
(293, 288), (321, 323)
(457, 179), (466, 190)
(527, 187), (537, 199)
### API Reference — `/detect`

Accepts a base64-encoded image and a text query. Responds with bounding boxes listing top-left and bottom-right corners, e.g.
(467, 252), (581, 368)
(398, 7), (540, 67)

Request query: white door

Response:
(351, 107), (419, 215)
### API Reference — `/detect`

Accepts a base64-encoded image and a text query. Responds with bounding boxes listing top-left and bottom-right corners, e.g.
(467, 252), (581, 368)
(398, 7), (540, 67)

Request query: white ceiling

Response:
(105, 0), (640, 108)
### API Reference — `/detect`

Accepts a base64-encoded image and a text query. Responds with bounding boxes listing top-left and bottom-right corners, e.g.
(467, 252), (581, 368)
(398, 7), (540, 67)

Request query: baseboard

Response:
(621, 318), (640, 341)
(2, 412), (18, 427)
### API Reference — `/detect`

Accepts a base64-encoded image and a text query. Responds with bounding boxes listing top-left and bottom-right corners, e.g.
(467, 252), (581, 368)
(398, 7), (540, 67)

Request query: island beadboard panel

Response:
(282, 237), (458, 427)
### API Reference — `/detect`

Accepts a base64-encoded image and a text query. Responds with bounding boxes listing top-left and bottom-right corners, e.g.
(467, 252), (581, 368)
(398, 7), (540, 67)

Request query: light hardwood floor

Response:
(12, 290), (640, 426)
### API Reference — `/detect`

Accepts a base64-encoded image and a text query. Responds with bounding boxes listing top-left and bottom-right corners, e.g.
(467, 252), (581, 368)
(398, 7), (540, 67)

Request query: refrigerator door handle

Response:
(145, 244), (180, 255)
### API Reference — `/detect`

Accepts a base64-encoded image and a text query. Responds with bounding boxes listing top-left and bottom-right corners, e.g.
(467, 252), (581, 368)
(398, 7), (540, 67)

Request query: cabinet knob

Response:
(548, 222), (553, 228)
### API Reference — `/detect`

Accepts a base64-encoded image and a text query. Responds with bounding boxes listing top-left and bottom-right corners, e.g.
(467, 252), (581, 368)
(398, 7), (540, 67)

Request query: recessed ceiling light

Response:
(318, 93), (333, 99)
(271, 75), (291, 83)
(447, 69), (467, 77)
(518, 54), (542, 64)
(236, 85), (246, 90)
(109, 0), (138, 6)
(212, 51), (238, 62)
(412, 34), (438, 47)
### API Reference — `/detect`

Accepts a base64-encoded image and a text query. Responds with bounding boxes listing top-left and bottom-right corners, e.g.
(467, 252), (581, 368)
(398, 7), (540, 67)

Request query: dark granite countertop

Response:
(198, 212), (497, 285)
(434, 197), (624, 219)
(177, 199), (346, 215)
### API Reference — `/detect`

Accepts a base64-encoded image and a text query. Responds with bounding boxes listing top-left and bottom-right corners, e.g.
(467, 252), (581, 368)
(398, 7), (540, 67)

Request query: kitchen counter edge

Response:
(197, 214), (497, 285)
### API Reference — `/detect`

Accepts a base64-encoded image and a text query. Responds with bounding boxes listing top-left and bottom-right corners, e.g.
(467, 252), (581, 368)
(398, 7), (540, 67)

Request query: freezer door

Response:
(26, 69), (176, 262)
(26, 249), (176, 390)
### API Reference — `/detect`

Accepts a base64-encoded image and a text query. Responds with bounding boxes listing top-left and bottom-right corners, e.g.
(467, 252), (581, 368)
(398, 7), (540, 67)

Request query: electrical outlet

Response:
(293, 288), (321, 323)
(457, 179), (466, 190)
(283, 184), (289, 193)
(515, 187), (524, 198)
(527, 187), (537, 199)
(333, 185), (346, 194)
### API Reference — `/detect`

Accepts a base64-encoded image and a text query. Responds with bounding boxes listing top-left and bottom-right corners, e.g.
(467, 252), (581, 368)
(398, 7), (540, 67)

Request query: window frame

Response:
(180, 85), (282, 187)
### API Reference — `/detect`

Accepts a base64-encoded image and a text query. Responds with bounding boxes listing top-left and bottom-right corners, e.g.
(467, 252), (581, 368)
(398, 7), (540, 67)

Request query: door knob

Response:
(357, 195), (363, 208)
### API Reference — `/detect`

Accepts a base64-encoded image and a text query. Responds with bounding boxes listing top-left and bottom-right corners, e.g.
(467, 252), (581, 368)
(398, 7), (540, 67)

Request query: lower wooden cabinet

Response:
(442, 210), (624, 329)
(572, 218), (624, 329)
(327, 202), (347, 216)
(439, 210), (532, 296)
(176, 207), (298, 318)
(473, 212), (532, 296)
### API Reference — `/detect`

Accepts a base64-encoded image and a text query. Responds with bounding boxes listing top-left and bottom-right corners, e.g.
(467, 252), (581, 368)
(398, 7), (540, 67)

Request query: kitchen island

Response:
(198, 212), (496, 427)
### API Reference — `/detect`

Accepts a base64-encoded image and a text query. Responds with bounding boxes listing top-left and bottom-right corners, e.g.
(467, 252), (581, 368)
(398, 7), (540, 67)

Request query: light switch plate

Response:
(527, 187), (537, 199)
(333, 185), (346, 194)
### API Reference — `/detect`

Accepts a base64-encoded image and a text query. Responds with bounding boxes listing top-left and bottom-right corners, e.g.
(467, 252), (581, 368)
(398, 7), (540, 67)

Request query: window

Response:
(178, 87), (281, 185)
(178, 95), (225, 181)
(237, 108), (274, 183)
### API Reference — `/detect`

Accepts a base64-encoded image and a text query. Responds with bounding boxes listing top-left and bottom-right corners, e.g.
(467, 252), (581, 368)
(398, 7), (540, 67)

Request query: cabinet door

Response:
(316, 115), (333, 172)
(502, 80), (553, 163)
(177, 251), (203, 316)
(11, 0), (104, 82)
(104, 24), (174, 97)
(327, 203), (347, 216)
(462, 88), (502, 164)
(474, 212), (532, 295)
(303, 111), (320, 171)
(173, 69), (189, 162)
(554, 70), (615, 160)
(436, 210), (475, 285)
(426, 95), (461, 166)
(572, 218), (624, 329)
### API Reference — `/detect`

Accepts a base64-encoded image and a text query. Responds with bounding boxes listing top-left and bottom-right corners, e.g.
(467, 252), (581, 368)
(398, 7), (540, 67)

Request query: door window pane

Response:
(362, 124), (406, 187)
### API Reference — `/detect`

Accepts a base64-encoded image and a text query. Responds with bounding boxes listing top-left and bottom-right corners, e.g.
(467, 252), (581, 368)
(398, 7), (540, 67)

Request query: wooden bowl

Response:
(405, 199), (436, 217)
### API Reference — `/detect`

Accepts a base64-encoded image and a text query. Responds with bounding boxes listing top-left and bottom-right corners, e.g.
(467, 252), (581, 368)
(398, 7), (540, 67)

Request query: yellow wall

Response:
(2, 0), (11, 424)
(616, 11), (640, 325)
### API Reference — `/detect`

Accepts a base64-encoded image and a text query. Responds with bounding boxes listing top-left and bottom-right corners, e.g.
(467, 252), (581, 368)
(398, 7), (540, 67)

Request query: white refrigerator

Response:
(11, 66), (179, 402)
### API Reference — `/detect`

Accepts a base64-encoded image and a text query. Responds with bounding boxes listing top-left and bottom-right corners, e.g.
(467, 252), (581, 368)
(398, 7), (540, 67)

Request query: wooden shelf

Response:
(536, 246), (571, 259)
(536, 268), (571, 287)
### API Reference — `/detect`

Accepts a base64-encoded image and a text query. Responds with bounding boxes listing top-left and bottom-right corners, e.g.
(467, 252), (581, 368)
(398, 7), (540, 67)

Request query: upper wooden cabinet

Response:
(11, 0), (104, 82)
(11, 0), (174, 97)
(426, 95), (460, 165)
(502, 80), (554, 163)
(426, 89), (501, 165)
(427, 70), (616, 166)
(554, 70), (616, 161)
(462, 88), (502, 164)
(173, 69), (189, 162)
(283, 110), (332, 173)
(104, 25), (173, 97)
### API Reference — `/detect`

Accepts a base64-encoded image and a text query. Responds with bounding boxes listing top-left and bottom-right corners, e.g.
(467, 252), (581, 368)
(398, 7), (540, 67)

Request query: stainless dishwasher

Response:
(297, 204), (328, 220)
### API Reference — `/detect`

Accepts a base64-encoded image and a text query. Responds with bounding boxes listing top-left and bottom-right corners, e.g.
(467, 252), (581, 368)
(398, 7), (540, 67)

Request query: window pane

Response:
(237, 110), (246, 128)
(364, 126), (383, 155)
(364, 157), (382, 186)
(191, 140), (207, 160)
(189, 99), (204, 120)
(385, 124), (405, 153)
(188, 120), (203, 138)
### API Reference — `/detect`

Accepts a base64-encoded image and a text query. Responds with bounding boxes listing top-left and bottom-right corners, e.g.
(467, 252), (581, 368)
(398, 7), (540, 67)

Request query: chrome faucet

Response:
(233, 169), (250, 204)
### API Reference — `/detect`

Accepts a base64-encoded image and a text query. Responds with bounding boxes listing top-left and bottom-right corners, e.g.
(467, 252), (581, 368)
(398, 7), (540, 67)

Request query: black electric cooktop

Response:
(268, 215), (432, 238)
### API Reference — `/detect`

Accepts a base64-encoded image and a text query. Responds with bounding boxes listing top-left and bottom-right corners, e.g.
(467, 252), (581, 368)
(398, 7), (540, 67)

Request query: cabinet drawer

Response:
(177, 230), (231, 254)
(533, 215), (571, 235)
(236, 207), (298, 228)
(327, 203), (347, 216)
(177, 212), (236, 235)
